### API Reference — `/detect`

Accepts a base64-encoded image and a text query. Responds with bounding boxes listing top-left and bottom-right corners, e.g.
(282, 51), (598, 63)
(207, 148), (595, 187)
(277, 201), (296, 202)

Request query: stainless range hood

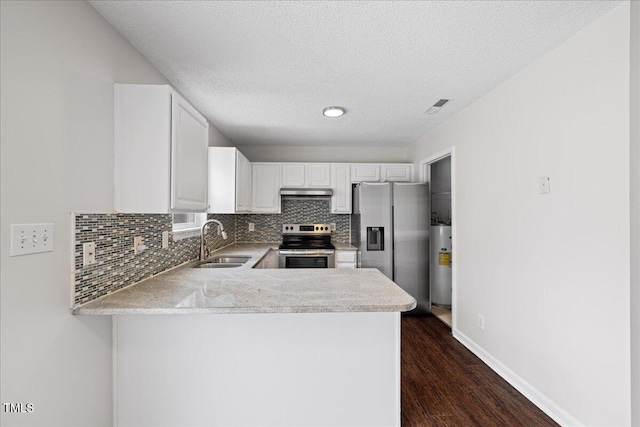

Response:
(280, 188), (333, 199)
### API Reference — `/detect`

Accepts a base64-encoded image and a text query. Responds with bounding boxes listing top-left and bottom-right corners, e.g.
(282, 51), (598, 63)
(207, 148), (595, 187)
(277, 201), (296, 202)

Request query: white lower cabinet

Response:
(335, 250), (357, 268)
(114, 313), (400, 426)
(114, 84), (209, 213)
(251, 163), (281, 213)
(253, 249), (280, 269)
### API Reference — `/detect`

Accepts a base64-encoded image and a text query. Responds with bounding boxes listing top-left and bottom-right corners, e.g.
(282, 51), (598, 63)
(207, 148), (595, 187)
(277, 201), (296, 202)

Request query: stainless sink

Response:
(194, 262), (244, 269)
(207, 256), (251, 264)
(192, 256), (252, 269)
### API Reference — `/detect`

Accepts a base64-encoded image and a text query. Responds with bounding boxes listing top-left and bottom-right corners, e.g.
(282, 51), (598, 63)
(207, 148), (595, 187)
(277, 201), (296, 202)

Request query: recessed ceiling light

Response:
(323, 106), (346, 117)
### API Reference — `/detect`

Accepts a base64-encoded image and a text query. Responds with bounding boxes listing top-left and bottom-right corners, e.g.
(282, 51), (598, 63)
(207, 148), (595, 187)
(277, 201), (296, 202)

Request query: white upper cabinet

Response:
(208, 147), (252, 213)
(251, 163), (281, 213)
(281, 163), (331, 187)
(236, 152), (252, 212)
(114, 84), (209, 213)
(306, 164), (331, 187)
(281, 164), (306, 187)
(350, 163), (413, 183)
(331, 164), (351, 214)
(381, 164), (413, 182)
(351, 164), (381, 183)
(171, 95), (210, 211)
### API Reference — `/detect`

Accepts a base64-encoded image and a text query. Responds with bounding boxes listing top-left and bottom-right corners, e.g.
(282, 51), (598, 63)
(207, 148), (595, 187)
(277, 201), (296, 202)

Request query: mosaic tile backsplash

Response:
(74, 199), (349, 305)
(235, 199), (350, 243)
(73, 213), (235, 305)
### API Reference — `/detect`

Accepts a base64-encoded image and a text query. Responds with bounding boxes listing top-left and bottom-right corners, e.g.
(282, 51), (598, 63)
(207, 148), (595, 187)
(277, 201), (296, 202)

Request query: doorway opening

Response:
(420, 148), (455, 329)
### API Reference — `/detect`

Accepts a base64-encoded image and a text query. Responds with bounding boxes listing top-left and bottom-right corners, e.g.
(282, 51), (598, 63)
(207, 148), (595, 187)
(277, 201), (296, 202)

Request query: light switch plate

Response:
(162, 231), (169, 249)
(539, 176), (550, 194)
(248, 222), (255, 232)
(10, 223), (55, 256)
(83, 242), (96, 266)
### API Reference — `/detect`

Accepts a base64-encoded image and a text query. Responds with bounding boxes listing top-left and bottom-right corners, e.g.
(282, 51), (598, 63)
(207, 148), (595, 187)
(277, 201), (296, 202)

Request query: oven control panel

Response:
(282, 224), (332, 234)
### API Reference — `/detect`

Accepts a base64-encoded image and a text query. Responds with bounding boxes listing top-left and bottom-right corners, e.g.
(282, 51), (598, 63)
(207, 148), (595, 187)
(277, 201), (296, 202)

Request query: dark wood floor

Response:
(401, 315), (558, 427)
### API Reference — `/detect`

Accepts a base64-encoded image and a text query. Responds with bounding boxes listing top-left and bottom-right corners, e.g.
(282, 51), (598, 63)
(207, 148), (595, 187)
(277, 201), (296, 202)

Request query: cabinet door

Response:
(351, 164), (380, 183)
(335, 250), (357, 268)
(208, 147), (237, 213)
(281, 164), (305, 187)
(306, 164), (331, 187)
(236, 151), (252, 212)
(381, 164), (413, 182)
(171, 94), (209, 211)
(331, 164), (352, 214)
(114, 84), (172, 213)
(251, 163), (281, 213)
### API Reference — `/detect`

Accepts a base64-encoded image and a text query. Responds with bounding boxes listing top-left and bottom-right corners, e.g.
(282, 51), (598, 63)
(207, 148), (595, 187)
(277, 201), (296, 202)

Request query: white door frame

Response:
(419, 147), (456, 331)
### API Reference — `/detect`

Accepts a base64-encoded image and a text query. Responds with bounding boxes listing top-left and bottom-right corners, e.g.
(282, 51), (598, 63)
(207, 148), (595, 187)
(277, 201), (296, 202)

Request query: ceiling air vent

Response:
(424, 99), (451, 115)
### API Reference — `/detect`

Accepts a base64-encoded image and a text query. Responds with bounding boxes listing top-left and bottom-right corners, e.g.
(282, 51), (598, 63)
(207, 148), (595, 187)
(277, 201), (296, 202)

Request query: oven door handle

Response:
(279, 250), (335, 256)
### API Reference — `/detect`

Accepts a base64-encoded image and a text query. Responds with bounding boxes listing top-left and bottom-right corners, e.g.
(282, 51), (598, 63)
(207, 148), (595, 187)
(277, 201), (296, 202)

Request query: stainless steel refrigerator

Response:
(352, 182), (430, 311)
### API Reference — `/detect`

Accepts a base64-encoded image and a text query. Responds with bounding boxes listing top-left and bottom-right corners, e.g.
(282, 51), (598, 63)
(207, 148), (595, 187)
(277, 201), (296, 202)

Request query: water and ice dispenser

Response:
(366, 227), (384, 251)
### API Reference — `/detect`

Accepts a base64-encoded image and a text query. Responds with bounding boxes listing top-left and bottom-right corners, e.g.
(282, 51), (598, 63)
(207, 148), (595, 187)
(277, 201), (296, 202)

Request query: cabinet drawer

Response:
(336, 251), (357, 263)
(335, 262), (356, 269)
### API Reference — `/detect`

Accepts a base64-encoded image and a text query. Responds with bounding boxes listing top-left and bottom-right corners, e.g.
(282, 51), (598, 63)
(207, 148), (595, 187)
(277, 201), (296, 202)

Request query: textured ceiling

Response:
(90, 0), (620, 147)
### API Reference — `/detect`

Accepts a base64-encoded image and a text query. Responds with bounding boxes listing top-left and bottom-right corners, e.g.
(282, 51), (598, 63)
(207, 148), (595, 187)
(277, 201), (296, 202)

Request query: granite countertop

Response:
(333, 243), (358, 250)
(73, 243), (416, 315)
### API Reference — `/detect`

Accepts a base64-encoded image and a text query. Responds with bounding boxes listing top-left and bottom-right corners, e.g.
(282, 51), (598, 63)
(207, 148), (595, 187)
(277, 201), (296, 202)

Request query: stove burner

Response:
(280, 223), (335, 250)
(279, 236), (335, 250)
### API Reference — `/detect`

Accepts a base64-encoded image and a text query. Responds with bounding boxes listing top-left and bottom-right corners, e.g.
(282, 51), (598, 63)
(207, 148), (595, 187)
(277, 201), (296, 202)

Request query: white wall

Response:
(236, 144), (408, 163)
(209, 122), (233, 148)
(630, 1), (640, 425)
(409, 4), (632, 426)
(0, 2), (228, 425)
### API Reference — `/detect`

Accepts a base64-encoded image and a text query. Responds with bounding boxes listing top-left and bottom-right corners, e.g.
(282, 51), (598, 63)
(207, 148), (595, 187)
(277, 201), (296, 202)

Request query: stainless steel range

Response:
(279, 224), (335, 268)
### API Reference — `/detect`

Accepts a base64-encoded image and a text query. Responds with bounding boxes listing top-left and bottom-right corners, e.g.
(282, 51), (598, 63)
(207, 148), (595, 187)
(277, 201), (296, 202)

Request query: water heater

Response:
(430, 225), (452, 306)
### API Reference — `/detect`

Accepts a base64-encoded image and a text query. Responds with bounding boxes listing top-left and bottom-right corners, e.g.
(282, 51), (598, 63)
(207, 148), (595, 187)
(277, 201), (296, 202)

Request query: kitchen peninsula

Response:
(74, 243), (416, 427)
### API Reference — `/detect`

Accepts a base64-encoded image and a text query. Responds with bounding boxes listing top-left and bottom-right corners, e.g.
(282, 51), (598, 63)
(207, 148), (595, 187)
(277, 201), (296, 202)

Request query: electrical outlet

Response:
(248, 222), (255, 232)
(477, 314), (485, 330)
(10, 223), (54, 256)
(133, 236), (144, 254)
(330, 223), (336, 232)
(83, 242), (97, 266)
(162, 231), (169, 249)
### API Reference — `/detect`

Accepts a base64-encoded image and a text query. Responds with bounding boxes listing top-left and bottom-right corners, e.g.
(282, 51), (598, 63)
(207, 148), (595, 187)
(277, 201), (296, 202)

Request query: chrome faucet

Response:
(200, 219), (228, 261)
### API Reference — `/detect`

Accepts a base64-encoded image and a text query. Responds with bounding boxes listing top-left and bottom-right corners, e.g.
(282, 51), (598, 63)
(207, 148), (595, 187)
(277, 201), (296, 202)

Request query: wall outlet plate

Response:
(134, 236), (143, 254)
(83, 242), (97, 266)
(10, 223), (54, 256)
(162, 231), (169, 249)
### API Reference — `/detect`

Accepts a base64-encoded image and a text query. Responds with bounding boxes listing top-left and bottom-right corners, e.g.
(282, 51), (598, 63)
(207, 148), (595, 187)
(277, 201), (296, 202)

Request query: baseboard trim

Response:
(452, 328), (582, 427)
